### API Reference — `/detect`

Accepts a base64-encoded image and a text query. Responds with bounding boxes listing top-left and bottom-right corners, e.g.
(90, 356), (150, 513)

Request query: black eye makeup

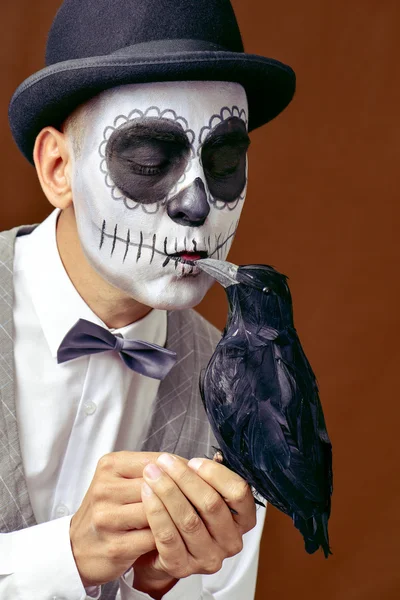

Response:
(201, 117), (250, 203)
(106, 118), (192, 204)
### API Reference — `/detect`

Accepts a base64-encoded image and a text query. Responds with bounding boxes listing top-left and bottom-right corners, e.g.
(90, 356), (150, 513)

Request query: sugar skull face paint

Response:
(68, 81), (249, 309)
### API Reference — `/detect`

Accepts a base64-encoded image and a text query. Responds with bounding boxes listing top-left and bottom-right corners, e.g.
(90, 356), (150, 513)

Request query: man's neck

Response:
(55, 206), (152, 329)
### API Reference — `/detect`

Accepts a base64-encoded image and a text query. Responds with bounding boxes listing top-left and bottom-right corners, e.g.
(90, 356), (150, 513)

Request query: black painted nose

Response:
(167, 178), (210, 227)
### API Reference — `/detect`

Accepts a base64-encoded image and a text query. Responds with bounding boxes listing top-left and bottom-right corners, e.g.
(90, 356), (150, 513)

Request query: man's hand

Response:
(70, 451), (166, 587)
(136, 454), (257, 584)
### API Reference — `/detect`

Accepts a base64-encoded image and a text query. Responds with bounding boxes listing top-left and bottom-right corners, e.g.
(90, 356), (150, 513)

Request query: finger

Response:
(95, 502), (149, 531)
(98, 477), (144, 504)
(187, 458), (256, 533)
(142, 463), (214, 560)
(121, 527), (157, 560)
(141, 481), (190, 578)
(211, 458), (239, 517)
(155, 454), (239, 552)
(97, 451), (172, 479)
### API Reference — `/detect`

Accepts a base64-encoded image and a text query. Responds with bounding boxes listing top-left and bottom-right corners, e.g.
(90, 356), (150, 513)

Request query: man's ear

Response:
(33, 127), (73, 209)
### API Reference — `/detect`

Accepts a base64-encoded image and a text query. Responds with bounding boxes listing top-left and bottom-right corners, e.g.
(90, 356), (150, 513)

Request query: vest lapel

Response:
(0, 226), (36, 532)
(140, 308), (219, 460)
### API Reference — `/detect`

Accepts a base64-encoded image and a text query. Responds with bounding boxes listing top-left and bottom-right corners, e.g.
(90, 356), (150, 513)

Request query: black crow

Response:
(197, 258), (333, 557)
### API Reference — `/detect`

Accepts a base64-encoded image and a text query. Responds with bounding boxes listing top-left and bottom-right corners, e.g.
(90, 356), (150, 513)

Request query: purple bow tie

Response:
(57, 318), (177, 380)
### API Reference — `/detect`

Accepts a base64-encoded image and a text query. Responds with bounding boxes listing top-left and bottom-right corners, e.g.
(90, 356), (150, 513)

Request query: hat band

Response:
(108, 38), (231, 60)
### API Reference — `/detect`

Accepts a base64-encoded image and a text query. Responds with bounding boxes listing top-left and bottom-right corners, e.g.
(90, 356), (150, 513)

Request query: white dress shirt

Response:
(0, 208), (266, 600)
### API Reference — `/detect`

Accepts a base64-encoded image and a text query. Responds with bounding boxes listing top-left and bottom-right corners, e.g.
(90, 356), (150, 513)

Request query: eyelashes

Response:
(136, 165), (164, 176)
(128, 153), (243, 179)
(125, 158), (170, 176)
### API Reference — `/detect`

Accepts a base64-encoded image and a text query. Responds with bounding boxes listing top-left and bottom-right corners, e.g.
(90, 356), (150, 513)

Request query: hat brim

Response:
(9, 46), (296, 163)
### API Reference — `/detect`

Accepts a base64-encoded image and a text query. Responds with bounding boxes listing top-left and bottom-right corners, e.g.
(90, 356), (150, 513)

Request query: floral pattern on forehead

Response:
(99, 106), (196, 214)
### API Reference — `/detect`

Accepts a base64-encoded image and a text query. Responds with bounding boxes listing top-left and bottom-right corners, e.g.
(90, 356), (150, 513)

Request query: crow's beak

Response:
(196, 258), (239, 288)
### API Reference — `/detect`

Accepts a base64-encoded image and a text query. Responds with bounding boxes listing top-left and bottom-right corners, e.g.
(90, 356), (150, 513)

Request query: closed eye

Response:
(203, 145), (246, 178)
(105, 115), (194, 205)
(125, 157), (170, 176)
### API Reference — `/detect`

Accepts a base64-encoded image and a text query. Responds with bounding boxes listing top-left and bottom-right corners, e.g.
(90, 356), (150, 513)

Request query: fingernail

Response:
(142, 482), (153, 497)
(144, 463), (162, 480)
(157, 453), (175, 469)
(188, 458), (203, 471)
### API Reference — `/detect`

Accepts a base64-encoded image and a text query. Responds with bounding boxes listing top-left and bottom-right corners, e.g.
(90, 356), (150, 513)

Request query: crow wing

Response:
(201, 332), (331, 520)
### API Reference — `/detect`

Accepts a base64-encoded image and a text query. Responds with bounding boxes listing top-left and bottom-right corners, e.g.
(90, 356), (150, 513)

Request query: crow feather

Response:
(199, 262), (333, 557)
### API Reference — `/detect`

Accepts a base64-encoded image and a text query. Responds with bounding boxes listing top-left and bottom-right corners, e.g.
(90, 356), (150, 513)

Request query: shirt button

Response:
(84, 401), (97, 415)
(55, 504), (70, 518)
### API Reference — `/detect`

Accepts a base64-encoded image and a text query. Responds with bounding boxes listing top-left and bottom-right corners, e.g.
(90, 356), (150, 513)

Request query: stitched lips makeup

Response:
(175, 252), (207, 264)
(163, 250), (209, 277)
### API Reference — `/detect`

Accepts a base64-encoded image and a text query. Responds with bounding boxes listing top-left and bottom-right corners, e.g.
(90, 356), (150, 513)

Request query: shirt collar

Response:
(19, 208), (167, 358)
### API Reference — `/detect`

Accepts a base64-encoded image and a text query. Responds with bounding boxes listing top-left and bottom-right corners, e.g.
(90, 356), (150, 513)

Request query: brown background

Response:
(1, 1), (399, 599)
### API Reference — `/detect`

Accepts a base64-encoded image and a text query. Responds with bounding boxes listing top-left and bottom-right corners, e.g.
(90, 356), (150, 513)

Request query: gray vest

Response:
(0, 224), (219, 599)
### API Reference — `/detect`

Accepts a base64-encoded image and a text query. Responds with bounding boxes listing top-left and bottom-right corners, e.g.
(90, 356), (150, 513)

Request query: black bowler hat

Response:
(8, 0), (296, 164)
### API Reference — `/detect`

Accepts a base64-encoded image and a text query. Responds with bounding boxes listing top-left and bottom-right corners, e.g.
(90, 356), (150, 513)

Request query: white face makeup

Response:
(68, 81), (249, 309)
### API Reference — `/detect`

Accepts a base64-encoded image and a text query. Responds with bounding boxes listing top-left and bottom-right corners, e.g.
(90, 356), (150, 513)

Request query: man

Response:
(0, 0), (295, 598)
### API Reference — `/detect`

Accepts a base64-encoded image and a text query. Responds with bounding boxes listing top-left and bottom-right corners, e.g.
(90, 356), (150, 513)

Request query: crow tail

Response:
(293, 511), (332, 558)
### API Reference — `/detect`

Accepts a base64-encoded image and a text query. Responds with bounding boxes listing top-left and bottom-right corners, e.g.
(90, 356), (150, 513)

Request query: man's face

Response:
(69, 81), (249, 309)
